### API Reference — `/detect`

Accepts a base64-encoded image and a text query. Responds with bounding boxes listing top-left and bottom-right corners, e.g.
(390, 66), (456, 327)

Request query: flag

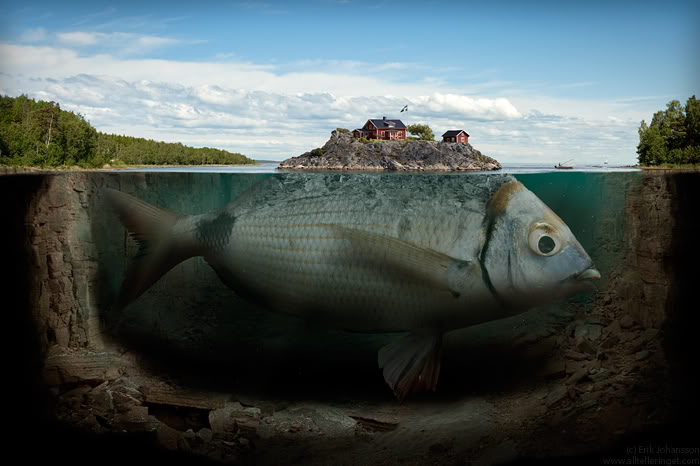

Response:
(400, 105), (408, 112)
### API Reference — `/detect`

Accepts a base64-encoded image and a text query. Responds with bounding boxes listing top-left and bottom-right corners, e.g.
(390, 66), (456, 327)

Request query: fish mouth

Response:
(575, 267), (601, 281)
(562, 265), (601, 283)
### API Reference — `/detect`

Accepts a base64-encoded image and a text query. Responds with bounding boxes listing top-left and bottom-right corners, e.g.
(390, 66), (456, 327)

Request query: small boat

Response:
(555, 159), (575, 169)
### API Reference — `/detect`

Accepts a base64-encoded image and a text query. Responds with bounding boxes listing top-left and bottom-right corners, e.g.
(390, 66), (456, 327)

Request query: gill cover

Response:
(480, 181), (597, 308)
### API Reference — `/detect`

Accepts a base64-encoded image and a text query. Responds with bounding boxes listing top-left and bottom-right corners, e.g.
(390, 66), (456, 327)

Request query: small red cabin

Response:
(441, 130), (469, 144)
(353, 117), (407, 140)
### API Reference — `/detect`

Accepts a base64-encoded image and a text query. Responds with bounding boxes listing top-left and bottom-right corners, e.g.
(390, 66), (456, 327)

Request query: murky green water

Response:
(86, 170), (640, 397)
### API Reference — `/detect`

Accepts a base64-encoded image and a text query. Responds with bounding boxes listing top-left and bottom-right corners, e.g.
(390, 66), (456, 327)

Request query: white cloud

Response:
(411, 93), (521, 120)
(0, 42), (648, 164)
(57, 31), (99, 45)
(20, 27), (47, 43)
(56, 31), (182, 54)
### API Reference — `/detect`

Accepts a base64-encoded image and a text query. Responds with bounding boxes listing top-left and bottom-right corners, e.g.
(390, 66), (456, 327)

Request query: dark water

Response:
(89, 170), (636, 395)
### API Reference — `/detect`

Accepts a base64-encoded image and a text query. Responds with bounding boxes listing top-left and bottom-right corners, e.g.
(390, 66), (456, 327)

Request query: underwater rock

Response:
(575, 337), (596, 354)
(84, 383), (114, 417)
(42, 351), (131, 386)
(209, 402), (261, 437)
(620, 315), (636, 329)
(541, 359), (567, 379)
(565, 360), (588, 375)
(565, 351), (589, 361)
(196, 427), (214, 443)
(348, 409), (400, 432)
(157, 422), (187, 451)
(257, 404), (357, 440)
(631, 329), (658, 352)
(113, 405), (149, 427)
(111, 390), (142, 413)
(578, 399), (598, 410)
(546, 385), (569, 408)
(566, 368), (589, 385)
(600, 335), (620, 349)
(589, 368), (614, 383)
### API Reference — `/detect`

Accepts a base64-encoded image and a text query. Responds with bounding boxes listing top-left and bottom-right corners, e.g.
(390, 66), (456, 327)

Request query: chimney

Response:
(383, 116), (386, 121)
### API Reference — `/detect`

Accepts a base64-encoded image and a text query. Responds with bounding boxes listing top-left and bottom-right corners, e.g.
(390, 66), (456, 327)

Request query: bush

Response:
(336, 128), (350, 134)
(407, 124), (435, 141)
(309, 147), (328, 157)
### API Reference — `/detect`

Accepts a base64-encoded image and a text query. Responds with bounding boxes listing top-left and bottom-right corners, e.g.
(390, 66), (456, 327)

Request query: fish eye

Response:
(538, 236), (556, 254)
(528, 223), (562, 257)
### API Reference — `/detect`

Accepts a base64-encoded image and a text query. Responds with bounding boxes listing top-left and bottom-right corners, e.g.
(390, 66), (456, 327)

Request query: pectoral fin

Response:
(327, 225), (471, 295)
(378, 332), (443, 401)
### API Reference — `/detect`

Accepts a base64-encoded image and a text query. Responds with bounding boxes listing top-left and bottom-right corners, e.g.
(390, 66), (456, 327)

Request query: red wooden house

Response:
(353, 117), (407, 140)
(441, 130), (469, 144)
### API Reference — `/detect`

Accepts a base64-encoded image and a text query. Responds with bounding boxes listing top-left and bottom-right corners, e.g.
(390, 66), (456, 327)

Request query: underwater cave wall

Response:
(24, 174), (103, 353)
(616, 172), (677, 329)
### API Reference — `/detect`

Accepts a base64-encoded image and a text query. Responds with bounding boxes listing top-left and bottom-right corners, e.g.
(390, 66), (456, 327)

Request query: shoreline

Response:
(0, 162), (261, 175)
(639, 165), (700, 171)
(6, 163), (699, 176)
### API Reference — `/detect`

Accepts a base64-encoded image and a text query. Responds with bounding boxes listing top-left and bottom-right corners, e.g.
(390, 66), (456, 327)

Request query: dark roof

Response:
(441, 130), (469, 138)
(368, 119), (407, 129)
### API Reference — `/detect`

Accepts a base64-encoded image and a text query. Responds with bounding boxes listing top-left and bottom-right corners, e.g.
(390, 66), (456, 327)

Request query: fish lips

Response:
(575, 267), (601, 281)
(564, 265), (601, 291)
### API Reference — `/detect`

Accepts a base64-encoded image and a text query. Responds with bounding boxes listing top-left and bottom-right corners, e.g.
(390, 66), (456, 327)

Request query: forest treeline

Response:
(637, 96), (700, 166)
(0, 95), (255, 167)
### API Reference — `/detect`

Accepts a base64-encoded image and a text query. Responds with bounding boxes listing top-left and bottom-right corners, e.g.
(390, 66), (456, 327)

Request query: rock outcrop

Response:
(278, 130), (501, 171)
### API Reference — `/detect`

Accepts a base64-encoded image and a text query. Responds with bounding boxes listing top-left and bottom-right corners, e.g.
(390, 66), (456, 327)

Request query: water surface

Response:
(113, 161), (639, 175)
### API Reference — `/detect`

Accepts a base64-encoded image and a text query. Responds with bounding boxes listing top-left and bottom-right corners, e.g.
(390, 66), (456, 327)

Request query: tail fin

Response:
(104, 188), (196, 309)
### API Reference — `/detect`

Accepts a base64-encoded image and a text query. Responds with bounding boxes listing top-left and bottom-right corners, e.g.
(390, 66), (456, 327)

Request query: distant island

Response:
(279, 119), (501, 171)
(0, 95), (255, 168)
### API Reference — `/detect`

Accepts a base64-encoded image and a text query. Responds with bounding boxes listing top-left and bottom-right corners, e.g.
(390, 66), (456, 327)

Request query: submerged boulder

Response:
(278, 130), (502, 171)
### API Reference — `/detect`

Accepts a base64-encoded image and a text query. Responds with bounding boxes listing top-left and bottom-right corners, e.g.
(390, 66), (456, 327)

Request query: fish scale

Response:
(205, 181), (493, 331)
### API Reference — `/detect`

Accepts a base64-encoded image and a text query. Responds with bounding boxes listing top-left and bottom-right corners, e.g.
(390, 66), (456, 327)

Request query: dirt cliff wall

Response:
(615, 172), (675, 329)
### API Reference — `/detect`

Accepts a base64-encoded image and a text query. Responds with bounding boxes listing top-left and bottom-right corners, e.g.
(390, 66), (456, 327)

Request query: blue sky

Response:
(1, 0), (698, 163)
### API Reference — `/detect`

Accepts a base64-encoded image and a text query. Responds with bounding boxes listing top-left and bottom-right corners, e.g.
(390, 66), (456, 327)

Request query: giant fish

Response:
(105, 173), (600, 400)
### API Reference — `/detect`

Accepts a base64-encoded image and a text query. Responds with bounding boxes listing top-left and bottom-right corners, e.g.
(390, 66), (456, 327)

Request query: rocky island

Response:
(278, 129), (502, 171)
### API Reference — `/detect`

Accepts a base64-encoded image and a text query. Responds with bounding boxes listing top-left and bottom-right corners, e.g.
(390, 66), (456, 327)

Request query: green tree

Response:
(0, 94), (255, 167)
(637, 96), (700, 166)
(661, 100), (686, 150)
(407, 124), (434, 140)
(638, 126), (668, 165)
(685, 95), (700, 147)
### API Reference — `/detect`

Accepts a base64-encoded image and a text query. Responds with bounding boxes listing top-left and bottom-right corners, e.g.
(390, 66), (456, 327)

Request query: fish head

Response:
(481, 180), (600, 310)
